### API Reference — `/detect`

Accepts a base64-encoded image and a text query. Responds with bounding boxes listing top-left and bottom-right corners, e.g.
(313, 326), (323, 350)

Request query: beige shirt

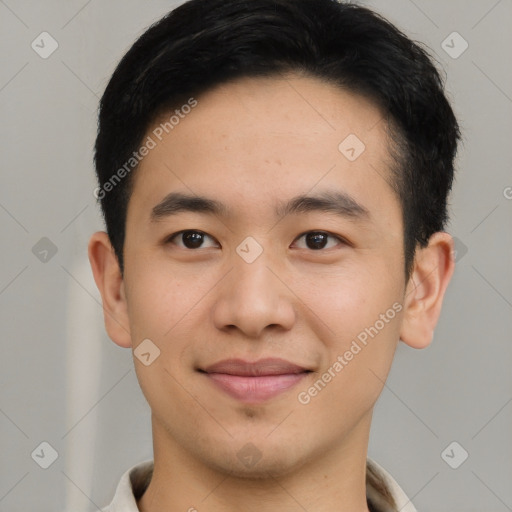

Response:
(101, 458), (418, 512)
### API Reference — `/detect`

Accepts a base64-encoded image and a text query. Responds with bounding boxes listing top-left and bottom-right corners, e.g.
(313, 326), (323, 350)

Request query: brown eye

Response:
(293, 231), (345, 250)
(167, 230), (218, 249)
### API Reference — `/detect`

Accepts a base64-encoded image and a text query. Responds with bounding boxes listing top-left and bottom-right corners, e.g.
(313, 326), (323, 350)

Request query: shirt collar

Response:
(101, 458), (418, 512)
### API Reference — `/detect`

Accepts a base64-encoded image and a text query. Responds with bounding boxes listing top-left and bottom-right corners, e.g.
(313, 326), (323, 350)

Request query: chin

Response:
(199, 438), (311, 480)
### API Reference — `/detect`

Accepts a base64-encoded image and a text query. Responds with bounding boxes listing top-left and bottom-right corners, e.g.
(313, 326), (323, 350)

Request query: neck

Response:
(137, 412), (373, 512)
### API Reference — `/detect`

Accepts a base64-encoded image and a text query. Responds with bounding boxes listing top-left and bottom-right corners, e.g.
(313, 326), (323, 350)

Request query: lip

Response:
(200, 358), (312, 404)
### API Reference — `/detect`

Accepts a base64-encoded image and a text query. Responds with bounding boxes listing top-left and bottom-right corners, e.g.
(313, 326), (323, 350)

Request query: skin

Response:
(89, 73), (455, 512)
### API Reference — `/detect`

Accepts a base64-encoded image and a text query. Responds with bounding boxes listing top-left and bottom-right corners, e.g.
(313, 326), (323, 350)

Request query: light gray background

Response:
(1, 1), (511, 511)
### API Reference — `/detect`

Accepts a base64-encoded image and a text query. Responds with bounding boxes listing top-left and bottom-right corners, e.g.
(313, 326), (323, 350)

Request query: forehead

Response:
(128, 73), (399, 227)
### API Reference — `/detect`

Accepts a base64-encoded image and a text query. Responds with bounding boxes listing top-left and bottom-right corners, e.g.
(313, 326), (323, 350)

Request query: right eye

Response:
(165, 230), (220, 250)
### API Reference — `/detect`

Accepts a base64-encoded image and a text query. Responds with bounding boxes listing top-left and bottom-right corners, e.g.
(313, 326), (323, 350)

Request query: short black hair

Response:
(94, 0), (461, 280)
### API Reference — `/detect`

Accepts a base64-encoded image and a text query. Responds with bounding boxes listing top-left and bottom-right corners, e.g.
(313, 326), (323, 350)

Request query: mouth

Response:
(198, 358), (313, 404)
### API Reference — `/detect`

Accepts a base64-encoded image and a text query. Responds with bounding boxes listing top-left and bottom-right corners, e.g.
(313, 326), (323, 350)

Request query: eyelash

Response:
(164, 229), (349, 251)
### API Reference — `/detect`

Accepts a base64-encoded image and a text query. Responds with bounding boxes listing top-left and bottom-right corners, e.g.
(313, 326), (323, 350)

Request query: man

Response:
(89, 0), (460, 510)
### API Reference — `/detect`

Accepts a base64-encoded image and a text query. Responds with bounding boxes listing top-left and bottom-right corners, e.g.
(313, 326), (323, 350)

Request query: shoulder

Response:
(366, 457), (418, 512)
(101, 459), (154, 512)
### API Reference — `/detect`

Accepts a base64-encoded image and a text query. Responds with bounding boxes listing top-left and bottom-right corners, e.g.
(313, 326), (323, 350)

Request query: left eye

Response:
(292, 231), (345, 250)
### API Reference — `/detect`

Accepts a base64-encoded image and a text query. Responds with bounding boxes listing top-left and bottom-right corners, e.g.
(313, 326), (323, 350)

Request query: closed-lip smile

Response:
(199, 357), (312, 403)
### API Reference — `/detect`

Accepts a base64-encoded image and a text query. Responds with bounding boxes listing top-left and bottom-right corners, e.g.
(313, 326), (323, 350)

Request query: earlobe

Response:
(88, 231), (132, 348)
(400, 232), (455, 349)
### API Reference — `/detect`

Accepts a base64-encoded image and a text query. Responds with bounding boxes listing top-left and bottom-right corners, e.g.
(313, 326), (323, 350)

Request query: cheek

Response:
(295, 294), (402, 427)
(293, 260), (401, 343)
(125, 263), (193, 340)
(293, 260), (403, 400)
(124, 262), (218, 378)
(126, 269), (196, 419)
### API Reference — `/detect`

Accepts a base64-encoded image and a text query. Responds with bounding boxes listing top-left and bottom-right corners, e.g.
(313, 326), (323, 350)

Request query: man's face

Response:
(122, 74), (407, 475)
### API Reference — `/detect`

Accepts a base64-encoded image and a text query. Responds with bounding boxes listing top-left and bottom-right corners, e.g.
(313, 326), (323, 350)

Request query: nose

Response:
(212, 250), (296, 339)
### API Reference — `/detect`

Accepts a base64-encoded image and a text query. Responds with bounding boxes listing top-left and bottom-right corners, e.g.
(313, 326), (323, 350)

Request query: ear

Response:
(88, 231), (132, 348)
(400, 232), (455, 349)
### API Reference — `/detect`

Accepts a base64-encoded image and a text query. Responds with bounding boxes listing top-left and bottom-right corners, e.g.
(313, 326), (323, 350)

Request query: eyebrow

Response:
(150, 190), (370, 223)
